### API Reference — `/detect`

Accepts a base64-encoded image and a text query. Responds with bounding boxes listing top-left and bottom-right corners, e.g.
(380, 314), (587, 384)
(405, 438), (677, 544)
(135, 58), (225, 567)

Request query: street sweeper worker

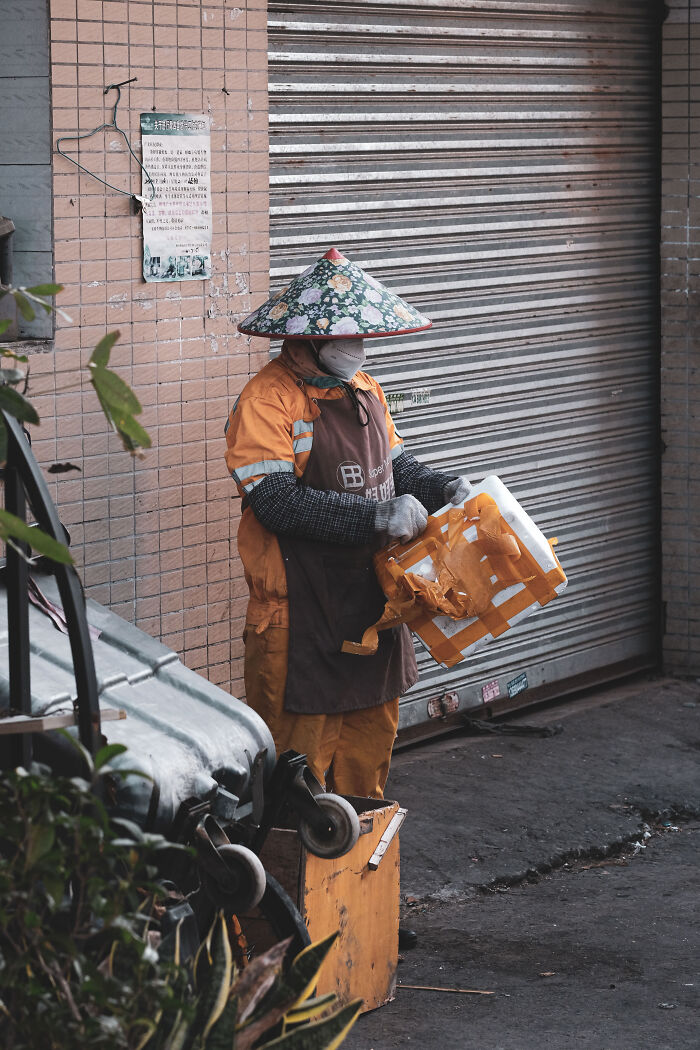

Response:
(225, 248), (471, 799)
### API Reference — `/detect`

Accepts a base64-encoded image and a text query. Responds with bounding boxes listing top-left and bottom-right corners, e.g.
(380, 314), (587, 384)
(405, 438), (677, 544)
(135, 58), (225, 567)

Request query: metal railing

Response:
(1, 409), (101, 764)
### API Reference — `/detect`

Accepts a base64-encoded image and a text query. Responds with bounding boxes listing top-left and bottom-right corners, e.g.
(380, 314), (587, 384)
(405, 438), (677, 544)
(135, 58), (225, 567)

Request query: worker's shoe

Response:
(398, 926), (418, 950)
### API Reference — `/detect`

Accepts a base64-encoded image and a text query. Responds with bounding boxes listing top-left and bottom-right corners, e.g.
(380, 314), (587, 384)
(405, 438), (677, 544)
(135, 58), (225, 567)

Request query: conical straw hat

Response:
(237, 248), (432, 339)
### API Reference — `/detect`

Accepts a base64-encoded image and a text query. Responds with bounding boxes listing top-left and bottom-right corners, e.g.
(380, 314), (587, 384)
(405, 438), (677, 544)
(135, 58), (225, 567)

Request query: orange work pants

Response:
(243, 624), (399, 799)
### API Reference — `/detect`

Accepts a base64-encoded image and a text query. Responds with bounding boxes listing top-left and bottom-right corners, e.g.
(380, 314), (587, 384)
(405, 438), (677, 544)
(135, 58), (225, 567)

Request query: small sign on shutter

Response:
(427, 691), (460, 720)
(411, 388), (430, 407)
(386, 389), (430, 415)
(481, 679), (501, 703)
(386, 392), (406, 415)
(507, 672), (529, 699)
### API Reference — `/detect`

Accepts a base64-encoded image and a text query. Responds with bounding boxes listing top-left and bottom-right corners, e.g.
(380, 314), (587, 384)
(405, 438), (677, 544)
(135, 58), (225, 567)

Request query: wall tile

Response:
(41, 0), (270, 697)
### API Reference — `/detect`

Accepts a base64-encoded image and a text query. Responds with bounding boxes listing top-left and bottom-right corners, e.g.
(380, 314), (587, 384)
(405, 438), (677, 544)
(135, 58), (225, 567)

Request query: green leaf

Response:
(116, 413), (152, 452)
(160, 1011), (191, 1050)
(194, 914), (233, 1041)
(56, 727), (95, 778)
(259, 999), (363, 1050)
(87, 333), (152, 455)
(0, 347), (28, 363)
(237, 935), (338, 1050)
(0, 510), (73, 565)
(91, 366), (142, 415)
(43, 873), (66, 906)
(131, 1018), (157, 1050)
(110, 817), (145, 842)
(92, 383), (151, 456)
(0, 385), (39, 425)
(284, 992), (337, 1025)
(253, 933), (339, 1021)
(94, 743), (128, 770)
(206, 996), (239, 1050)
(0, 319), (10, 336)
(20, 294), (52, 316)
(194, 917), (217, 988)
(89, 331), (120, 369)
(25, 824), (55, 869)
(99, 765), (153, 783)
(11, 291), (35, 322)
(25, 283), (63, 297)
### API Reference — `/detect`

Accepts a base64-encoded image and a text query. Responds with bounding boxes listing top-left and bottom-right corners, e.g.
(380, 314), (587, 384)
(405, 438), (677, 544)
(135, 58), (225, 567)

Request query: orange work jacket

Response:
(224, 339), (404, 632)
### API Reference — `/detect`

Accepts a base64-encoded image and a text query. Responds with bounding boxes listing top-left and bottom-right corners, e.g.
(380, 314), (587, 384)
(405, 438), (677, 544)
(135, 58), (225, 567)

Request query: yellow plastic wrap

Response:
(343, 485), (566, 668)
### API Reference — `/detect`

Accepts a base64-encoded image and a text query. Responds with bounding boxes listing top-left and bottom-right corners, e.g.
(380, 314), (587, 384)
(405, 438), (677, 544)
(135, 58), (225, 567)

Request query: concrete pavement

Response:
(343, 675), (700, 1050)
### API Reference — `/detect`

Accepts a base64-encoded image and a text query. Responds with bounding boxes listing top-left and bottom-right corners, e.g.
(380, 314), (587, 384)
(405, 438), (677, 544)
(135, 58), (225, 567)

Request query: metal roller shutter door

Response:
(267, 0), (661, 738)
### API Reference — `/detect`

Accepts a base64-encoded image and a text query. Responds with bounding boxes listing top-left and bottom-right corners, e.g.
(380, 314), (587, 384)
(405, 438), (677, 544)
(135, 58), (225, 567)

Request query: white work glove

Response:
(374, 494), (428, 544)
(443, 476), (472, 506)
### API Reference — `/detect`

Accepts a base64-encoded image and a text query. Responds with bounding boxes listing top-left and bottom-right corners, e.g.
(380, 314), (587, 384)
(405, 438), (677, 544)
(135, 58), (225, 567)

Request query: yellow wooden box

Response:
(259, 798), (405, 1012)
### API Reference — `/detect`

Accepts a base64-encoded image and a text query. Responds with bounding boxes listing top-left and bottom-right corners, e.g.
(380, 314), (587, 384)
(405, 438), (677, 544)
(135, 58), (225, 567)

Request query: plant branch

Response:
(36, 951), (83, 1023)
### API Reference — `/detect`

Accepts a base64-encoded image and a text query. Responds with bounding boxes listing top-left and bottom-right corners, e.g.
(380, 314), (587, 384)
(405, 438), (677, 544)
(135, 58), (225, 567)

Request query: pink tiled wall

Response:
(31, 0), (270, 696)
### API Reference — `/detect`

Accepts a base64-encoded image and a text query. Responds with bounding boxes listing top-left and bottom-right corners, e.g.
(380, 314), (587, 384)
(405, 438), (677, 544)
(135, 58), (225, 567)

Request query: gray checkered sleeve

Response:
(392, 450), (454, 514)
(246, 473), (378, 545)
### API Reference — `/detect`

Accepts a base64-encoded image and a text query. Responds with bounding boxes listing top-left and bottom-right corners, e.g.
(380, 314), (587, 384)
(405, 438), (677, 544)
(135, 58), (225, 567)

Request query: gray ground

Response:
(343, 675), (700, 1050)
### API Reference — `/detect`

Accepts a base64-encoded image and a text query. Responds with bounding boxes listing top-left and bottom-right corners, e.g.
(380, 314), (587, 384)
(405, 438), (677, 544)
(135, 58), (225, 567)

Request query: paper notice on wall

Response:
(140, 112), (212, 283)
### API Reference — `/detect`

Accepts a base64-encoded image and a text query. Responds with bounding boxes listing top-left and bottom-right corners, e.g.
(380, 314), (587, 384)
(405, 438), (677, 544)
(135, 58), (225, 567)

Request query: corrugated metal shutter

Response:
(267, 0), (660, 736)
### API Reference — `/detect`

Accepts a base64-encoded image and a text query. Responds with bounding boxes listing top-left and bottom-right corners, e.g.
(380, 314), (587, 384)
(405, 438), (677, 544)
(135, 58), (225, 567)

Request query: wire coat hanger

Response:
(55, 78), (156, 205)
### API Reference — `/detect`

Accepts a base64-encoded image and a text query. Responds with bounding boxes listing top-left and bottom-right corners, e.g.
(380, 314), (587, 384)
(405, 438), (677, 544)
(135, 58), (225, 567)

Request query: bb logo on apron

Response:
(337, 461), (365, 490)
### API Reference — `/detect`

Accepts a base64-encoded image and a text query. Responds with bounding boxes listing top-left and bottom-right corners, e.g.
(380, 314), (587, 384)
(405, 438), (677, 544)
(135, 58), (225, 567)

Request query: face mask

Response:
(316, 338), (366, 381)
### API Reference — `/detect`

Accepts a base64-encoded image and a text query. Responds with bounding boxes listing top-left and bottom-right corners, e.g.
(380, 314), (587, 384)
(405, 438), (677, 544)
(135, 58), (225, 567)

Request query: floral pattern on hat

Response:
(238, 248), (432, 339)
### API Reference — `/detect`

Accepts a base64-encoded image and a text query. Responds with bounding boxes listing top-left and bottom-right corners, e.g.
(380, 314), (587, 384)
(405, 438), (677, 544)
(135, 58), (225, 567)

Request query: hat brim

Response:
(237, 321), (432, 339)
(237, 249), (433, 340)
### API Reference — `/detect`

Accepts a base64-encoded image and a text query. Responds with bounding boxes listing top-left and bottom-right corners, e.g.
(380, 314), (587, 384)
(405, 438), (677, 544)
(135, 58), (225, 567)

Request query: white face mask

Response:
(316, 338), (366, 381)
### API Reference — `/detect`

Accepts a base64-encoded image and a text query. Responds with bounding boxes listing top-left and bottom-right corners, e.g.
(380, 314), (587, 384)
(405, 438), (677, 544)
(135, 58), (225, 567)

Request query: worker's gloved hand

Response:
(374, 494), (428, 544)
(443, 476), (472, 506)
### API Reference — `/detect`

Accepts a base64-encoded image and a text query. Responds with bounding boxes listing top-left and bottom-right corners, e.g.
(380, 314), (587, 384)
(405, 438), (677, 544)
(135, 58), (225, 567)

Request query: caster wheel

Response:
(298, 793), (360, 859)
(202, 843), (267, 913)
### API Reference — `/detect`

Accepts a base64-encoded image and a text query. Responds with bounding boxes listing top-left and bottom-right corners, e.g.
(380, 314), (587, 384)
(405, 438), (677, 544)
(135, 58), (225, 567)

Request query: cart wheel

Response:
(298, 793), (360, 859)
(203, 843), (267, 913)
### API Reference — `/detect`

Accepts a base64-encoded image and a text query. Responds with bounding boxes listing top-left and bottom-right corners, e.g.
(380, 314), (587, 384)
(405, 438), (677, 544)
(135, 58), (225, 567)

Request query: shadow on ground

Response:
(343, 676), (700, 1050)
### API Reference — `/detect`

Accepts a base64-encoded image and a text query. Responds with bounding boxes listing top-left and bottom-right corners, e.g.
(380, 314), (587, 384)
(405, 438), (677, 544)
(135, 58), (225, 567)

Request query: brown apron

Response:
(280, 387), (418, 715)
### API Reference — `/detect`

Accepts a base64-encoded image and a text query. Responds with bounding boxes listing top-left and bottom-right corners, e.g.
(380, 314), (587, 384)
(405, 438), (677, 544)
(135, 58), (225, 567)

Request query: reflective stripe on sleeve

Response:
(293, 418), (313, 437)
(391, 444), (405, 460)
(293, 435), (313, 454)
(231, 459), (295, 486)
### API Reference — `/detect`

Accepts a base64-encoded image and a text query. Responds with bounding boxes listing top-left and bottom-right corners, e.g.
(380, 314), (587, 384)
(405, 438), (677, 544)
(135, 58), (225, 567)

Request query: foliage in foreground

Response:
(0, 282), (151, 565)
(156, 919), (361, 1050)
(0, 751), (360, 1049)
(0, 746), (186, 1050)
